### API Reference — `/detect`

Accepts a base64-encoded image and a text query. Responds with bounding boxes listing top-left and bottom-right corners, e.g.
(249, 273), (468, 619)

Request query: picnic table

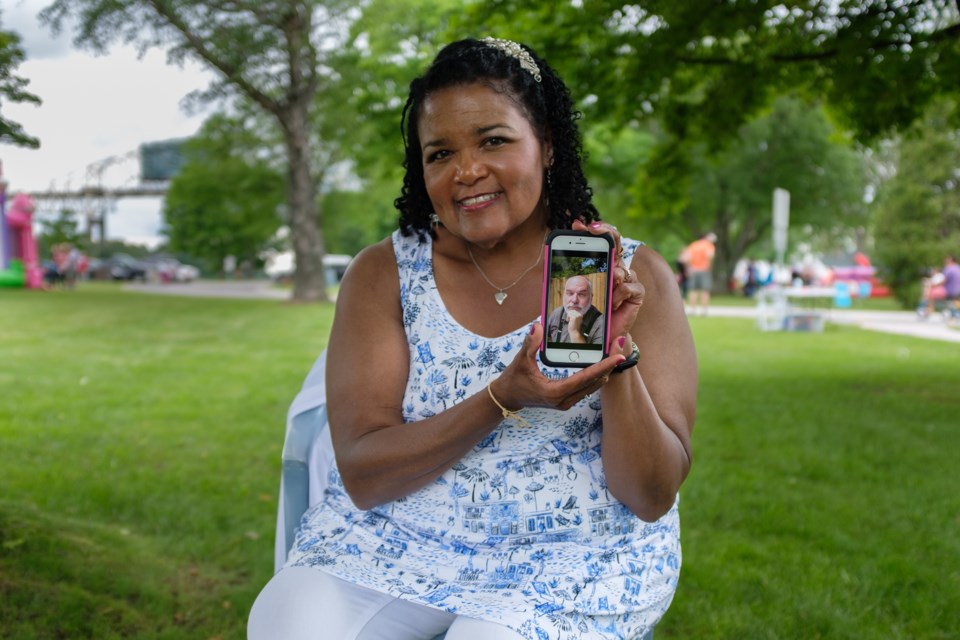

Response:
(756, 285), (835, 332)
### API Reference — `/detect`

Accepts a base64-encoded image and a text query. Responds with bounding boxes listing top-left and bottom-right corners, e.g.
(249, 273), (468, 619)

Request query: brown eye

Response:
(425, 150), (450, 163)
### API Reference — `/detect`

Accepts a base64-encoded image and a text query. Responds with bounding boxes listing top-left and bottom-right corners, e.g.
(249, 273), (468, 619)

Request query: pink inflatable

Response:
(0, 188), (43, 289)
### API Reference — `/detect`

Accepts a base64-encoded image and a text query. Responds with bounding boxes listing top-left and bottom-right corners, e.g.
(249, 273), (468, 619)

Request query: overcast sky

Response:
(2, 0), (215, 247)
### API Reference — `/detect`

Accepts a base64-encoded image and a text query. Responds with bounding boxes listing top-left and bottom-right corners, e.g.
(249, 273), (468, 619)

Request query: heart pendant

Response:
(494, 291), (508, 305)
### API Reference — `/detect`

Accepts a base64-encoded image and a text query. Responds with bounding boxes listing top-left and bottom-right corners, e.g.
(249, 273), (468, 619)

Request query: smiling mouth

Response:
(458, 192), (500, 207)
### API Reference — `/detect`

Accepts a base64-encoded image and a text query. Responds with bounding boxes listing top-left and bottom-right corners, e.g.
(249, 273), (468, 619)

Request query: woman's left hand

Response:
(572, 219), (644, 340)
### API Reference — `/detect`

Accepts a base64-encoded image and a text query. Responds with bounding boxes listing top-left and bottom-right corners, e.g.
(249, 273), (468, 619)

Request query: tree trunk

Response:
(284, 98), (328, 303)
(713, 233), (732, 294)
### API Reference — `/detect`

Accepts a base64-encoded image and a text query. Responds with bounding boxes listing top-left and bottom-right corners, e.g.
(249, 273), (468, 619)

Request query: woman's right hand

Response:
(489, 322), (627, 412)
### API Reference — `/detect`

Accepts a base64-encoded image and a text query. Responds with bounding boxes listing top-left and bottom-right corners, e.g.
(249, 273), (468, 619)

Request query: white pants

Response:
(248, 567), (525, 640)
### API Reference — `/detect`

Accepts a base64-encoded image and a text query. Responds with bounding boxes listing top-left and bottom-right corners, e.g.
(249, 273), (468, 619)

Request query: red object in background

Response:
(870, 278), (891, 297)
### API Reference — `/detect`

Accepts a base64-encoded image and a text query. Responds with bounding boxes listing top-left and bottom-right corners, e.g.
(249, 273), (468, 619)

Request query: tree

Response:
(320, 185), (397, 257)
(304, 0), (444, 257)
(311, 0), (446, 241)
(337, 0), (456, 174)
(41, 0), (358, 302)
(36, 208), (86, 259)
(872, 99), (960, 306)
(0, 13), (41, 148)
(581, 120), (656, 240)
(637, 95), (866, 290)
(468, 1), (960, 144)
(163, 113), (285, 273)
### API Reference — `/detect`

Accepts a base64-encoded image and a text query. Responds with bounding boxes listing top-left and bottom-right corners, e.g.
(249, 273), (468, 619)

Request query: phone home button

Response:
(569, 351), (580, 362)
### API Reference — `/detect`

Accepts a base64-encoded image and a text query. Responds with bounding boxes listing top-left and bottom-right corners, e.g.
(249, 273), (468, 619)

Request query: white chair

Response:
(274, 350), (335, 572)
(274, 351), (652, 639)
(273, 350), (450, 640)
(756, 286), (789, 331)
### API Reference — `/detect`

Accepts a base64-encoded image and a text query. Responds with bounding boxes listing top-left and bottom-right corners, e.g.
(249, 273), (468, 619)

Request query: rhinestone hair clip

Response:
(481, 37), (542, 83)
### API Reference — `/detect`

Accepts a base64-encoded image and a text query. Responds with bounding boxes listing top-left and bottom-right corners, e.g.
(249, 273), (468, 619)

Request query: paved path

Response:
(700, 305), (960, 343)
(126, 280), (960, 344)
(125, 279), (290, 300)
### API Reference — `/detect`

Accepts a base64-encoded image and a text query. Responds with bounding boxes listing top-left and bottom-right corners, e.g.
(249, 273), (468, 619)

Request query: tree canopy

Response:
(872, 98), (960, 305)
(36, 208), (85, 258)
(0, 14), (41, 149)
(468, 1), (960, 144)
(629, 94), (866, 287)
(163, 113), (285, 272)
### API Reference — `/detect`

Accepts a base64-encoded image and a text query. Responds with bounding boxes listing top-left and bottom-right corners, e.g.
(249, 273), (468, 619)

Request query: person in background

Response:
(682, 232), (716, 315)
(675, 250), (688, 297)
(64, 244), (81, 289)
(742, 258), (759, 298)
(223, 254), (237, 279)
(918, 267), (946, 319)
(249, 37), (697, 640)
(942, 255), (960, 320)
(49, 243), (68, 289)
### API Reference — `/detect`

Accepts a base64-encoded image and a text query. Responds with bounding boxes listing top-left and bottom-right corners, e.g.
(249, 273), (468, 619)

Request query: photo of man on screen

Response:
(545, 275), (605, 345)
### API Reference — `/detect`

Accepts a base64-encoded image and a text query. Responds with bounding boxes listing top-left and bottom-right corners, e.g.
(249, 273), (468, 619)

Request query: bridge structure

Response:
(25, 140), (182, 244)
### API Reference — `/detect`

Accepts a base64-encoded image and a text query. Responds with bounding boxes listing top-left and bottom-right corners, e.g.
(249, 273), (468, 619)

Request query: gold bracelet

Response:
(487, 383), (530, 428)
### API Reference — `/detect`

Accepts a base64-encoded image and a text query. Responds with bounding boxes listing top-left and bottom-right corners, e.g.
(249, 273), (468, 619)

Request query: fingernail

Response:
(530, 323), (537, 335)
(590, 222), (601, 229)
(618, 336), (626, 348)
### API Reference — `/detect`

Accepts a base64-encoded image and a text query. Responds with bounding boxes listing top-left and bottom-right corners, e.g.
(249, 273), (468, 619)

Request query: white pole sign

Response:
(773, 188), (790, 271)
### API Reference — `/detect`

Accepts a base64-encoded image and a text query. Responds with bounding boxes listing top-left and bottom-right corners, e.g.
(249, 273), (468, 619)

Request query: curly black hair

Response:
(395, 38), (599, 238)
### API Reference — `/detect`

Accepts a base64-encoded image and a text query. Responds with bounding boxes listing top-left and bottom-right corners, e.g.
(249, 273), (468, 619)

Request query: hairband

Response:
(481, 37), (542, 83)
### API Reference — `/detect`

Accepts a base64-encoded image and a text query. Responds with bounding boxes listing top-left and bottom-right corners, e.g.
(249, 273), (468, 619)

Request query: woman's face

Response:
(418, 82), (552, 247)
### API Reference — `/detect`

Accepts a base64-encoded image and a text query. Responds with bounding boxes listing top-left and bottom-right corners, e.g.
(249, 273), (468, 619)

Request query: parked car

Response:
(263, 251), (352, 286)
(87, 254), (149, 281)
(175, 262), (200, 282)
(322, 254), (351, 287)
(142, 255), (201, 283)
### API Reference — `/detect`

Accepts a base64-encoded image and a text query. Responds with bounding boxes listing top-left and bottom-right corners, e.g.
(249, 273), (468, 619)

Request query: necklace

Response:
(467, 233), (547, 305)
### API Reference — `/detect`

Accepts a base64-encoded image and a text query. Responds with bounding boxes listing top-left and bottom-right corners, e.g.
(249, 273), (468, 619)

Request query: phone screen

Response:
(541, 231), (614, 367)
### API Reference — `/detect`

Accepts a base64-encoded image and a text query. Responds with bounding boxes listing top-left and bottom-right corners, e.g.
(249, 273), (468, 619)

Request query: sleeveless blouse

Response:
(287, 230), (681, 639)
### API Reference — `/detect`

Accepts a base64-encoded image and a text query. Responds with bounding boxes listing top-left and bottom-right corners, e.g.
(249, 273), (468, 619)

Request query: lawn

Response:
(1, 284), (957, 639)
(1, 283), (332, 639)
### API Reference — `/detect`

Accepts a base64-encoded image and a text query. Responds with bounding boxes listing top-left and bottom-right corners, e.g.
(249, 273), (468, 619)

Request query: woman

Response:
(249, 37), (697, 640)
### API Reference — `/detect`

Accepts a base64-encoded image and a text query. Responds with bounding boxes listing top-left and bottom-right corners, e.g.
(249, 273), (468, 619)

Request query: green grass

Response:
(1, 285), (957, 638)
(1, 284), (332, 639)
(664, 317), (960, 639)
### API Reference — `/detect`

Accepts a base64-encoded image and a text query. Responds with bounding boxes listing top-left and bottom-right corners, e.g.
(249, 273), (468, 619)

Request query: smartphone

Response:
(540, 230), (615, 367)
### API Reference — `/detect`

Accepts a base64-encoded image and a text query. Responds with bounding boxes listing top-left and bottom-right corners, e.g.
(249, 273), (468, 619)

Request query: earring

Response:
(429, 213), (440, 230)
(544, 170), (553, 209)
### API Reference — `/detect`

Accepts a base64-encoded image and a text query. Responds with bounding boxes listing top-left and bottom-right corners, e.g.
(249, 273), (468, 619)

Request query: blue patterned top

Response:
(287, 230), (681, 639)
